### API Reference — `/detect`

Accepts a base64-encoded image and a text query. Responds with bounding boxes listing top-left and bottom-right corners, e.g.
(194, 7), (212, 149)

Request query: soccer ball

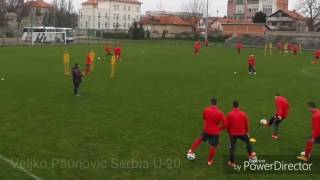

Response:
(97, 56), (101, 60)
(187, 152), (196, 161)
(234, 72), (237, 75)
(300, 151), (306, 156)
(260, 119), (268, 125)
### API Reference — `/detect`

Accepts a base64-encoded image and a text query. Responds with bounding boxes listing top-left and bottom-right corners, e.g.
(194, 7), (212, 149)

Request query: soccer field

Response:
(0, 41), (320, 180)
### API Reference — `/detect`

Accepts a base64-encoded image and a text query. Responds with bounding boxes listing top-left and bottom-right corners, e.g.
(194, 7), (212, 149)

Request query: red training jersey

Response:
(202, 106), (225, 135)
(315, 49), (320, 58)
(114, 47), (122, 55)
(205, 40), (209, 46)
(275, 96), (290, 118)
(226, 108), (249, 136)
(194, 41), (201, 49)
(236, 43), (243, 49)
(105, 47), (112, 53)
(248, 56), (256, 66)
(86, 54), (92, 65)
(311, 109), (320, 138)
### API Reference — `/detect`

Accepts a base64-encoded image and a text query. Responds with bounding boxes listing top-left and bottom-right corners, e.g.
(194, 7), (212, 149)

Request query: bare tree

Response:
(181, 0), (206, 33)
(0, 0), (7, 27)
(296, 0), (320, 31)
(181, 0), (206, 18)
(156, 0), (164, 11)
(43, 0), (77, 28)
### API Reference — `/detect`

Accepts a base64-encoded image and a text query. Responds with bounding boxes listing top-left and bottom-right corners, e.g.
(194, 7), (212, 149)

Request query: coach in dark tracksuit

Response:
(225, 101), (256, 167)
(72, 63), (83, 96)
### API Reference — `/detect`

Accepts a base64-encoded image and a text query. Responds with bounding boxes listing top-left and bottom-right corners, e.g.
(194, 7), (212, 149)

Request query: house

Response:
(227, 0), (288, 21)
(209, 17), (244, 32)
(266, 9), (307, 32)
(79, 0), (142, 30)
(21, 0), (53, 27)
(144, 11), (202, 33)
(25, 0), (53, 13)
(141, 15), (192, 38)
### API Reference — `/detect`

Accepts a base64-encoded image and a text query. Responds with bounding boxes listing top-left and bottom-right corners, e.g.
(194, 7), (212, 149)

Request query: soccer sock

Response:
(190, 138), (202, 152)
(268, 116), (275, 126)
(208, 147), (216, 162)
(273, 121), (280, 136)
(305, 140), (313, 157)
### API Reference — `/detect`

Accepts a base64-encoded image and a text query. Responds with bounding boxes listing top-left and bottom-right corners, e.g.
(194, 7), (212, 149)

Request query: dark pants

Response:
(73, 80), (81, 95)
(202, 133), (219, 148)
(248, 65), (256, 73)
(229, 135), (253, 163)
(268, 116), (283, 135)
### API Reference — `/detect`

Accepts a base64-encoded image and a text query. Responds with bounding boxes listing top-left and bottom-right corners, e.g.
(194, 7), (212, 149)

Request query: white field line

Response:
(301, 67), (320, 79)
(0, 154), (43, 180)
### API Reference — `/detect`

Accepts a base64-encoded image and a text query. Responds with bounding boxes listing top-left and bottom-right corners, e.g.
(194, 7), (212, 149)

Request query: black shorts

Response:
(312, 136), (320, 144)
(201, 132), (219, 148)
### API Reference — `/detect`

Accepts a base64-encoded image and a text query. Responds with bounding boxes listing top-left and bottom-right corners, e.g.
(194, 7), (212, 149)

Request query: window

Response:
(105, 22), (107, 28)
(98, 13), (101, 18)
(128, 6), (131, 11)
(105, 13), (108, 18)
(123, 14), (126, 20)
(86, 21), (88, 28)
(98, 22), (100, 28)
(128, 23), (130, 28)
(124, 6), (126, 11)
(128, 15), (130, 20)
(137, 7), (140, 12)
(123, 23), (126, 28)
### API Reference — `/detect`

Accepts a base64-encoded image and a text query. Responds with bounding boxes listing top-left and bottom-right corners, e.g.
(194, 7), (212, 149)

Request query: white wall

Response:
(79, 0), (141, 30)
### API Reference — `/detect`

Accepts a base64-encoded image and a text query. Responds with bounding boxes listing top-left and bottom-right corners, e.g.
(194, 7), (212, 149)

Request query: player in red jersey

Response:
(104, 44), (113, 59)
(85, 51), (93, 75)
(114, 44), (122, 61)
(193, 40), (201, 55)
(297, 102), (320, 161)
(205, 39), (209, 47)
(187, 98), (225, 166)
(277, 42), (283, 54)
(248, 55), (256, 75)
(312, 49), (320, 64)
(236, 42), (243, 54)
(264, 93), (290, 140)
(292, 44), (299, 56)
(225, 101), (256, 167)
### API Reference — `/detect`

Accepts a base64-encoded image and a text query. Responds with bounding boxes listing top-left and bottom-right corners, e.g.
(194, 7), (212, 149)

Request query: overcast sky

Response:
(73, 0), (300, 16)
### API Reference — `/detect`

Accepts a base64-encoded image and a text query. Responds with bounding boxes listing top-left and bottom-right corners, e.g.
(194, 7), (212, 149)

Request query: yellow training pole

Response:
(63, 51), (70, 76)
(110, 55), (116, 79)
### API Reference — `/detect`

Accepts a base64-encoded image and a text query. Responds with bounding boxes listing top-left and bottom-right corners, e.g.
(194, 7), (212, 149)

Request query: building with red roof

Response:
(141, 15), (192, 38)
(267, 9), (307, 32)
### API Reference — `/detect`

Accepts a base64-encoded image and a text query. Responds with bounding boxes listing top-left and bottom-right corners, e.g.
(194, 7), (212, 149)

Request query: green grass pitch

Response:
(0, 41), (320, 180)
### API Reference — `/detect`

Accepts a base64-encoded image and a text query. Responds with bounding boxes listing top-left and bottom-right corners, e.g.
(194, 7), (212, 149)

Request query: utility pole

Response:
(205, 0), (209, 41)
